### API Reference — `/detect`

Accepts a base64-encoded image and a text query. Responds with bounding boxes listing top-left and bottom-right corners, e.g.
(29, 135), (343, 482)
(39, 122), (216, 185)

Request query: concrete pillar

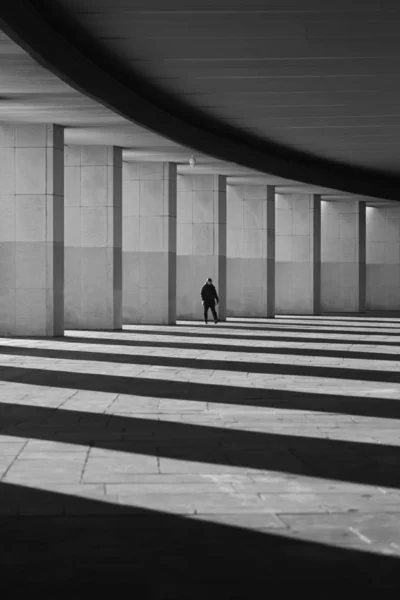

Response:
(123, 162), (177, 324)
(64, 146), (122, 330)
(366, 204), (400, 310)
(359, 202), (366, 312)
(0, 123), (64, 336)
(321, 199), (365, 313)
(275, 193), (321, 314)
(177, 174), (226, 320)
(227, 184), (275, 317)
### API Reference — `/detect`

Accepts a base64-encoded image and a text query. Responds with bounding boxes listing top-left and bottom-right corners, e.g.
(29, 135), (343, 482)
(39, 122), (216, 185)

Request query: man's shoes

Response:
(214, 318), (219, 324)
(204, 321), (208, 325)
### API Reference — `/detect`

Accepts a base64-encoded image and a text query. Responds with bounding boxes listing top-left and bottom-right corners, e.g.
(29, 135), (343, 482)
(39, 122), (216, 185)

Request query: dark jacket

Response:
(201, 283), (219, 304)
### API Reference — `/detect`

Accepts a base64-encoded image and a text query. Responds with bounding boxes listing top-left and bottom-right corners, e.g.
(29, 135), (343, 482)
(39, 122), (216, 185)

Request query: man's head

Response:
(206, 278), (213, 285)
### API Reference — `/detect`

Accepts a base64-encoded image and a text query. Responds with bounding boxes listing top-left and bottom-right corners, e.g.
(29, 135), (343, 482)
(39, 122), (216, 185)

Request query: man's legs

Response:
(210, 303), (218, 323)
(204, 303), (209, 323)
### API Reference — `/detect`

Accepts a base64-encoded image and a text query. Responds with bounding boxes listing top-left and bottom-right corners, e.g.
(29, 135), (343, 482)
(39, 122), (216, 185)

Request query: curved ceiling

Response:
(2, 0), (400, 199)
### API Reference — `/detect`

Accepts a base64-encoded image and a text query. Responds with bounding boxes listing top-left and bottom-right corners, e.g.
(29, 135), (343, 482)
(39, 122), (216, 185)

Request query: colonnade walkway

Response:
(1, 315), (400, 594)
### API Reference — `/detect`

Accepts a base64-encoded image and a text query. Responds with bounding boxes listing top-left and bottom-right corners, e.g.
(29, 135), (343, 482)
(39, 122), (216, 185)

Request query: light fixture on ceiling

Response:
(189, 155), (196, 168)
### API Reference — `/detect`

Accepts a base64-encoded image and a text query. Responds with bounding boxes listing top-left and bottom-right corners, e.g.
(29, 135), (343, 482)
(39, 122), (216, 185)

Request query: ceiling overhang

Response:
(1, 1), (400, 201)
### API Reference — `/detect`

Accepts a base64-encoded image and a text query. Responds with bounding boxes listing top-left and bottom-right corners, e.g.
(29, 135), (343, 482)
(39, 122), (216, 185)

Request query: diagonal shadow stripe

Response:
(276, 315), (400, 323)
(273, 322), (400, 330)
(3, 339), (400, 364)
(1, 401), (400, 488)
(173, 323), (400, 337)
(224, 318), (400, 329)
(0, 365), (399, 420)
(0, 345), (399, 384)
(106, 329), (400, 346)
(277, 320), (400, 329)
(1, 482), (398, 594)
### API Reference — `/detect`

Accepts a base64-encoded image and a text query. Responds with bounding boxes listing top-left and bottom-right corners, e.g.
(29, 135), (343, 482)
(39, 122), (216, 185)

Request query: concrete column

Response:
(177, 174), (226, 320)
(266, 186), (276, 317)
(65, 146), (122, 330)
(321, 199), (365, 313)
(275, 193), (321, 314)
(123, 162), (177, 324)
(359, 202), (366, 312)
(227, 184), (275, 317)
(0, 123), (64, 336)
(366, 204), (400, 310)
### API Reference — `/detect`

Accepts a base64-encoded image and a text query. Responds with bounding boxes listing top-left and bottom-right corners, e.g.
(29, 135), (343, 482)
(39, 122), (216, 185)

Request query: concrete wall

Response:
(0, 123), (64, 336)
(366, 205), (400, 310)
(123, 162), (177, 324)
(177, 174), (226, 320)
(65, 145), (122, 330)
(275, 193), (320, 314)
(227, 184), (275, 317)
(321, 200), (363, 312)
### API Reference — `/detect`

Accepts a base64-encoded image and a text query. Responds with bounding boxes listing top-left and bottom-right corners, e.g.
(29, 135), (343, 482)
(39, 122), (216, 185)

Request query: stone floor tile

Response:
(0, 456), (17, 472)
(0, 441), (26, 455)
(159, 458), (245, 475)
(189, 512), (287, 530)
(82, 456), (159, 482)
(21, 440), (88, 453)
(3, 461), (83, 484)
(105, 482), (237, 495)
(116, 493), (196, 514)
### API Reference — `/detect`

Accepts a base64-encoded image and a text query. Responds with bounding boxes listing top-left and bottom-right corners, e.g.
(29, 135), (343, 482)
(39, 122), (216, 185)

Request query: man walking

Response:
(200, 278), (220, 324)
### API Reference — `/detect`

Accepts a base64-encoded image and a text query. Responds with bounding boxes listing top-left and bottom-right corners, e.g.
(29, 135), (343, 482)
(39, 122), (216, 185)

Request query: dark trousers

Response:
(204, 301), (218, 323)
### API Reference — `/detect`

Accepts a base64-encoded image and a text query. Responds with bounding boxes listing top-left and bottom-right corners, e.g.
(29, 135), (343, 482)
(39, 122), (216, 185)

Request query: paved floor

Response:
(1, 315), (400, 595)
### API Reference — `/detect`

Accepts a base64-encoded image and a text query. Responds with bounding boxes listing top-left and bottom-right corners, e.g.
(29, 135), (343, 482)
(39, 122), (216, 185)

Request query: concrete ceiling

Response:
(28, 0), (400, 175)
(1, 1), (400, 202)
(0, 28), (347, 196)
(0, 32), (126, 126)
